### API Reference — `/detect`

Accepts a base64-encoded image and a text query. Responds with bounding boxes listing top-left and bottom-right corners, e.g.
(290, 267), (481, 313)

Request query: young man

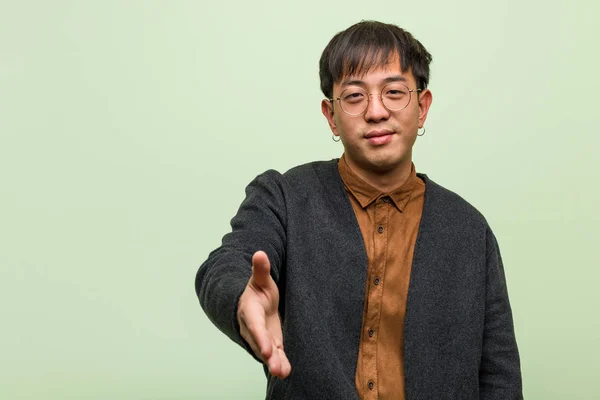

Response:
(196, 21), (522, 399)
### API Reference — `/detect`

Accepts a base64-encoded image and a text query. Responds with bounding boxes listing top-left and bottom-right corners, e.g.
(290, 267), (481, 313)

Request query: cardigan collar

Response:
(337, 154), (421, 212)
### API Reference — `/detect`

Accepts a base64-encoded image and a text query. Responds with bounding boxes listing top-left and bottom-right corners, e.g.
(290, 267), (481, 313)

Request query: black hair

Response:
(319, 21), (432, 99)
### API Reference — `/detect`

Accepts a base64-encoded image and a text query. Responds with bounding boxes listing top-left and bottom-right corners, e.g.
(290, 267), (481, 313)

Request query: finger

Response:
(268, 348), (291, 379)
(267, 329), (287, 378)
(270, 344), (291, 379)
(266, 341), (292, 379)
(251, 251), (272, 288)
(244, 319), (273, 360)
(267, 342), (283, 377)
(240, 328), (263, 362)
(238, 300), (274, 361)
(278, 348), (292, 378)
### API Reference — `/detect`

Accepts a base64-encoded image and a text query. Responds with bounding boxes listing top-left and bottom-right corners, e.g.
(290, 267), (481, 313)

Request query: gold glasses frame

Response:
(328, 83), (422, 116)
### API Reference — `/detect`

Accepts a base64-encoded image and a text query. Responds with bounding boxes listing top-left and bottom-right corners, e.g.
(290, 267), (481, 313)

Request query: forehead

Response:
(336, 58), (416, 87)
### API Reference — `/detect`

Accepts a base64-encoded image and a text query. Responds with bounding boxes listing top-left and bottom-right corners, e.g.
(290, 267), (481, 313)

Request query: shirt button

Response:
(368, 381), (374, 390)
(377, 225), (384, 234)
(368, 329), (374, 337)
(374, 277), (380, 285)
(382, 197), (391, 203)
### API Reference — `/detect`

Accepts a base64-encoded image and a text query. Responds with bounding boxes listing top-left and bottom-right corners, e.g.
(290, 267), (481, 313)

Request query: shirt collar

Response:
(337, 153), (419, 212)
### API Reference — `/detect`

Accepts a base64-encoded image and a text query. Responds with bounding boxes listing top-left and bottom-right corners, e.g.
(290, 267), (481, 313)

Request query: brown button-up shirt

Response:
(338, 154), (426, 400)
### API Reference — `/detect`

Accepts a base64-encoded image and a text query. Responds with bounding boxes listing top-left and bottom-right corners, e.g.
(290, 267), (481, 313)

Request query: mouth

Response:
(365, 129), (395, 145)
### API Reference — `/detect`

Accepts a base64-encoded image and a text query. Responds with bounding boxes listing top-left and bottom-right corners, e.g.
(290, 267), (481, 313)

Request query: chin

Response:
(370, 151), (409, 169)
(366, 158), (405, 173)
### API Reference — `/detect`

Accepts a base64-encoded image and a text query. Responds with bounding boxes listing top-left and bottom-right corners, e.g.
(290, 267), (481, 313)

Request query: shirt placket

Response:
(362, 196), (391, 399)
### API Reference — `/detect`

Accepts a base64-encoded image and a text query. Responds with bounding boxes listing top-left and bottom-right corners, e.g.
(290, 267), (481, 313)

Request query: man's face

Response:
(322, 57), (432, 180)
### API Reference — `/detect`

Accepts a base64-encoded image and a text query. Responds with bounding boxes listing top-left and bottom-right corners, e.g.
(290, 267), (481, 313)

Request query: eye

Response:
(343, 91), (366, 103)
(385, 88), (408, 98)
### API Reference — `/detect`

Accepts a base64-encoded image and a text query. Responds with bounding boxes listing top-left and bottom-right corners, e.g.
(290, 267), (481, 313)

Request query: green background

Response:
(1, 0), (598, 398)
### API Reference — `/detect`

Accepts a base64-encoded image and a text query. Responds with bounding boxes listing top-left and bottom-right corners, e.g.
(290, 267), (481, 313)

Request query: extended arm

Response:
(195, 171), (290, 377)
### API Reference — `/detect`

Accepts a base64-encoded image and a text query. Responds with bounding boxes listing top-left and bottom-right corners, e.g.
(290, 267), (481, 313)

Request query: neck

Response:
(345, 157), (413, 193)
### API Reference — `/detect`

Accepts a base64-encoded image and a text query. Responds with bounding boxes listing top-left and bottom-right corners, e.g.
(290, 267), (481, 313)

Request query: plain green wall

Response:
(1, 0), (598, 398)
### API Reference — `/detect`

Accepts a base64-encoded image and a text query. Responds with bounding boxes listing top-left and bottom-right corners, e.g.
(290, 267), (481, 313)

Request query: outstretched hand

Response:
(237, 251), (291, 379)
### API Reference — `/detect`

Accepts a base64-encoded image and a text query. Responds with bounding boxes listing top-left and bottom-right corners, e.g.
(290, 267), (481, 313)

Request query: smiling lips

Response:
(365, 129), (395, 145)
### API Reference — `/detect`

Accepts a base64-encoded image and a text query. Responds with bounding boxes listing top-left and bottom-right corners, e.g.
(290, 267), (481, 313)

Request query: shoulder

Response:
(419, 173), (489, 230)
(254, 159), (340, 190)
(283, 159), (339, 180)
(242, 159), (342, 210)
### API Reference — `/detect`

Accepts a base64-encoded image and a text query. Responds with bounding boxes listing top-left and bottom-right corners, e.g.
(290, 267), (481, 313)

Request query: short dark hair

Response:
(319, 21), (433, 99)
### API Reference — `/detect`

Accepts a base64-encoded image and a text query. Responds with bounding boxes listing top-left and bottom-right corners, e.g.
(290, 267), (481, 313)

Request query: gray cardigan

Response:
(195, 159), (522, 399)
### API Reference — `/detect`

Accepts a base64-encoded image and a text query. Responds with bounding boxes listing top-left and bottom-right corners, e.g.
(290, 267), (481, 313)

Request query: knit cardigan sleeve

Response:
(480, 226), (523, 399)
(195, 170), (287, 359)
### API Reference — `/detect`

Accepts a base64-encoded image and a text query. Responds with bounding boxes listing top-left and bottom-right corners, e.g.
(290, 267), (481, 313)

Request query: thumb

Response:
(251, 251), (272, 288)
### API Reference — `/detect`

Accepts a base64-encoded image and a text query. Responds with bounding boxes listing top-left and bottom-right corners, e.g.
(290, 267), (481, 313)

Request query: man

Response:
(196, 20), (522, 399)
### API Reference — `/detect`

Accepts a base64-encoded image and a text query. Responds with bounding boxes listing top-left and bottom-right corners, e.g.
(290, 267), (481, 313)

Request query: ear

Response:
(321, 99), (339, 137)
(417, 89), (433, 128)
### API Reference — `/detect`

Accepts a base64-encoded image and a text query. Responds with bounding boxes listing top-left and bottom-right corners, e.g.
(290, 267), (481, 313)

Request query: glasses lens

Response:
(339, 87), (368, 115)
(381, 83), (411, 111)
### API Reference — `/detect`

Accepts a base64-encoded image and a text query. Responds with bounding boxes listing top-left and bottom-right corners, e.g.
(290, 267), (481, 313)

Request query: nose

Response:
(364, 94), (390, 122)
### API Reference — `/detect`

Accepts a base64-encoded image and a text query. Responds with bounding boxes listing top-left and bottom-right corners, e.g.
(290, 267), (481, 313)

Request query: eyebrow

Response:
(340, 75), (407, 87)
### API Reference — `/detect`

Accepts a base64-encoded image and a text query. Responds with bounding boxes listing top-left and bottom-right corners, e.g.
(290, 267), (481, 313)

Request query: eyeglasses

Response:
(329, 83), (422, 116)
